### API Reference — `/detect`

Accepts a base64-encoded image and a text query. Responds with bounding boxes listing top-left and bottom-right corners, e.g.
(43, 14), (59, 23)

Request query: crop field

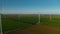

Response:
(40, 14), (60, 26)
(2, 14), (60, 34)
(1, 14), (38, 32)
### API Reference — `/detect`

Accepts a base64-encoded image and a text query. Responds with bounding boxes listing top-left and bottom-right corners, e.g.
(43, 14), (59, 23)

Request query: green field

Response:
(40, 14), (60, 26)
(2, 14), (60, 32)
(1, 14), (38, 32)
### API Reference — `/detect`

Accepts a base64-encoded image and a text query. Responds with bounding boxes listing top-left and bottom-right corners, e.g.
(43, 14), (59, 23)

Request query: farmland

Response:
(40, 14), (60, 26)
(1, 14), (38, 32)
(2, 14), (60, 34)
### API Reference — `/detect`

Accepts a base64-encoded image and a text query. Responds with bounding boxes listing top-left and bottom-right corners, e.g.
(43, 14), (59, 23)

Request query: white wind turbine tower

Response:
(50, 14), (52, 21)
(0, 14), (2, 34)
(38, 12), (40, 24)
(49, 12), (52, 21)
(35, 11), (41, 24)
(36, 12), (40, 24)
(0, 8), (3, 34)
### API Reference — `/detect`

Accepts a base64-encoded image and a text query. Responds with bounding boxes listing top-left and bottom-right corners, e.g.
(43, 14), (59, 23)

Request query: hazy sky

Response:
(1, 0), (60, 14)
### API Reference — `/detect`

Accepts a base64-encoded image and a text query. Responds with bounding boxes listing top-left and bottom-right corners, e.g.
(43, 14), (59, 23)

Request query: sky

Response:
(1, 0), (60, 14)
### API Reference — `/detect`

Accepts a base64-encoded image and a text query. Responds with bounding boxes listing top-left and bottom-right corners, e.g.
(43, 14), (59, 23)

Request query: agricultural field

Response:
(1, 14), (39, 32)
(2, 14), (60, 34)
(40, 14), (60, 26)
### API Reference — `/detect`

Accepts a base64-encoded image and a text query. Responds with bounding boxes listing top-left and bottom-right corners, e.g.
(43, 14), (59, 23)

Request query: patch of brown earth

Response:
(3, 23), (60, 34)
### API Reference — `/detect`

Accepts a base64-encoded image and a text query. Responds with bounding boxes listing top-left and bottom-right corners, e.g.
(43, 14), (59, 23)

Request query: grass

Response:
(1, 14), (38, 32)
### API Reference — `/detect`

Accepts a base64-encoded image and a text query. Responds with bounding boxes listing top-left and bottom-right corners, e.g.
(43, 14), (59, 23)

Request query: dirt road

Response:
(3, 23), (60, 34)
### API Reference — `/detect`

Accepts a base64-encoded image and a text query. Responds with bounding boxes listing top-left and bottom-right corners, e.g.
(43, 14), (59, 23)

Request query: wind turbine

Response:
(49, 13), (52, 21)
(39, 13), (40, 23)
(38, 12), (40, 24)
(0, 8), (2, 34)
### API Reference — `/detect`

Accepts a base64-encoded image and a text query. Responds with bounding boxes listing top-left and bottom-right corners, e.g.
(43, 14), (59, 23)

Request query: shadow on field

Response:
(3, 23), (60, 34)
